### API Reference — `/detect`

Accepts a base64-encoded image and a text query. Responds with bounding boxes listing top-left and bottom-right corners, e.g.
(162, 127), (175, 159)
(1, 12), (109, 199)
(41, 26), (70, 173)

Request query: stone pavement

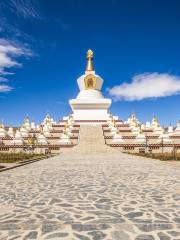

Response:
(0, 152), (180, 240)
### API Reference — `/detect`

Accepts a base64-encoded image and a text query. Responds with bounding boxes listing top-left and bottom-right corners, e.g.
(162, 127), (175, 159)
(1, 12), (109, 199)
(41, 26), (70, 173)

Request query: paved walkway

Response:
(0, 152), (180, 240)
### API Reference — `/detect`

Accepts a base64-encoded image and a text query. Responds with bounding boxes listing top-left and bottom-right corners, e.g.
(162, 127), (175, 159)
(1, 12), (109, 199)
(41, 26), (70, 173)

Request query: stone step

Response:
(62, 125), (119, 155)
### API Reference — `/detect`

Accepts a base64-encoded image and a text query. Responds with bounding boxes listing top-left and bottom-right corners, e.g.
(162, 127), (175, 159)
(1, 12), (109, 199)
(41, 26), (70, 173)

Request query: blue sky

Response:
(0, 0), (180, 126)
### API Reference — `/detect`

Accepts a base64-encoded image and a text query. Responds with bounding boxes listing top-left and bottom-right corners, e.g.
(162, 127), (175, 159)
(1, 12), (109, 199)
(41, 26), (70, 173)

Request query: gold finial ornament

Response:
(86, 49), (94, 71)
(87, 49), (93, 58)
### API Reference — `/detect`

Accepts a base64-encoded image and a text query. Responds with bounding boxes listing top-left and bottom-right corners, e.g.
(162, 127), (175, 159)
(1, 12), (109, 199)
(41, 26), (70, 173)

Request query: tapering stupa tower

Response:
(69, 50), (112, 122)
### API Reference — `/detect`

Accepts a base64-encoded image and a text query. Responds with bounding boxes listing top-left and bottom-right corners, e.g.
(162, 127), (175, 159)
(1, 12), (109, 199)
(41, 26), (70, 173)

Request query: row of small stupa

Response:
(0, 114), (180, 139)
(0, 113), (180, 146)
(107, 113), (180, 144)
(0, 114), (76, 145)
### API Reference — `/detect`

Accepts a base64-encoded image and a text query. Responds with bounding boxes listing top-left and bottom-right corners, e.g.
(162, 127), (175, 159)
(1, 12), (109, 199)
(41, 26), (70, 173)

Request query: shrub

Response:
(127, 152), (180, 161)
(0, 153), (44, 163)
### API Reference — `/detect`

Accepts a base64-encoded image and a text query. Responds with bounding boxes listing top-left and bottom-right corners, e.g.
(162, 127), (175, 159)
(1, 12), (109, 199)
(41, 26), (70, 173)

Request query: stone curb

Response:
(0, 155), (54, 173)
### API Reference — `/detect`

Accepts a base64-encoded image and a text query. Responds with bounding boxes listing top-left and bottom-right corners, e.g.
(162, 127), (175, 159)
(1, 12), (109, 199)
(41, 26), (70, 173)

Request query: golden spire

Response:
(86, 49), (94, 71)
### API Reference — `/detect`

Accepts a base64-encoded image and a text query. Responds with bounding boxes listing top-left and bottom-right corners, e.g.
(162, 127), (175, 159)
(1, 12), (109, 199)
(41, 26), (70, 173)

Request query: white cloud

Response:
(0, 0), (40, 19)
(108, 73), (180, 101)
(0, 85), (13, 92)
(0, 77), (8, 82)
(0, 39), (31, 92)
(0, 39), (25, 69)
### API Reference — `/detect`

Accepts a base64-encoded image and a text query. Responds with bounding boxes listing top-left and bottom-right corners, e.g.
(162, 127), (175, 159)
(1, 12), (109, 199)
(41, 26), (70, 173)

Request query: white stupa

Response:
(43, 124), (51, 137)
(145, 121), (151, 129)
(66, 127), (73, 137)
(131, 124), (140, 135)
(12, 130), (23, 145)
(31, 122), (36, 130)
(151, 116), (161, 129)
(37, 134), (47, 144)
(47, 123), (52, 129)
(69, 50), (112, 121)
(67, 118), (74, 130)
(7, 127), (14, 137)
(128, 113), (140, 126)
(168, 125), (174, 135)
(108, 120), (117, 135)
(58, 131), (71, 145)
(136, 131), (146, 143)
(154, 126), (163, 135)
(24, 116), (31, 130)
(141, 124), (145, 130)
(67, 115), (74, 123)
(158, 131), (171, 143)
(43, 113), (51, 125)
(20, 126), (28, 137)
(174, 120), (180, 134)
(151, 116), (163, 135)
(0, 124), (6, 138)
(112, 133), (124, 143)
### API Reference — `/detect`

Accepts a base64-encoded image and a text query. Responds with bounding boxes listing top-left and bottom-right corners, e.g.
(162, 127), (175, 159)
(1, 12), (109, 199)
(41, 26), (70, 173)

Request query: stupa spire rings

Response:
(86, 49), (94, 72)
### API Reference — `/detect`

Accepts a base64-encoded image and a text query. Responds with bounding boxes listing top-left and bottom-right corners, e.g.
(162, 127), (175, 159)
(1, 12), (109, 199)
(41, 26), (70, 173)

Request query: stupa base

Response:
(69, 99), (111, 122)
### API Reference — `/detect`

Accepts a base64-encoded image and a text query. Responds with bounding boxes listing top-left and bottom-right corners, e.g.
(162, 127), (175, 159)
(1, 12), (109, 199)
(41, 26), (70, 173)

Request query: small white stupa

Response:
(151, 116), (163, 135)
(43, 113), (51, 124)
(136, 131), (146, 143)
(51, 118), (56, 124)
(131, 124), (140, 135)
(64, 116), (74, 137)
(23, 116), (31, 130)
(20, 125), (28, 137)
(37, 133), (47, 144)
(12, 130), (23, 145)
(145, 121), (151, 129)
(168, 125), (174, 135)
(112, 133), (124, 143)
(108, 121), (117, 135)
(68, 115), (75, 125)
(0, 124), (6, 138)
(107, 118), (113, 126)
(43, 124), (51, 137)
(31, 122), (36, 130)
(141, 124), (145, 130)
(158, 131), (171, 143)
(128, 113), (141, 126)
(46, 122), (53, 131)
(154, 126), (163, 135)
(7, 127), (14, 137)
(174, 120), (180, 135)
(66, 127), (73, 137)
(67, 118), (74, 130)
(151, 116), (159, 128)
(58, 130), (71, 145)
(43, 114), (53, 131)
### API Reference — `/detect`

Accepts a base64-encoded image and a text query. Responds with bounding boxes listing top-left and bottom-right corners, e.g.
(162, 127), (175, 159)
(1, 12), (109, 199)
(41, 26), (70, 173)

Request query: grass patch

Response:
(127, 152), (180, 161)
(0, 153), (45, 163)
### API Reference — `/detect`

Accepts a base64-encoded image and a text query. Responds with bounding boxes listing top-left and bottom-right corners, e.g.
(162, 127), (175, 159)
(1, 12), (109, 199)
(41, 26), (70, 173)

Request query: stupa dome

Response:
(77, 74), (103, 92)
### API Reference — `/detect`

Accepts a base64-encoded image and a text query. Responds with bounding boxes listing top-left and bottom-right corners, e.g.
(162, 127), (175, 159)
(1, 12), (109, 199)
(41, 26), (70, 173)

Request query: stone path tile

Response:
(0, 153), (180, 239)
